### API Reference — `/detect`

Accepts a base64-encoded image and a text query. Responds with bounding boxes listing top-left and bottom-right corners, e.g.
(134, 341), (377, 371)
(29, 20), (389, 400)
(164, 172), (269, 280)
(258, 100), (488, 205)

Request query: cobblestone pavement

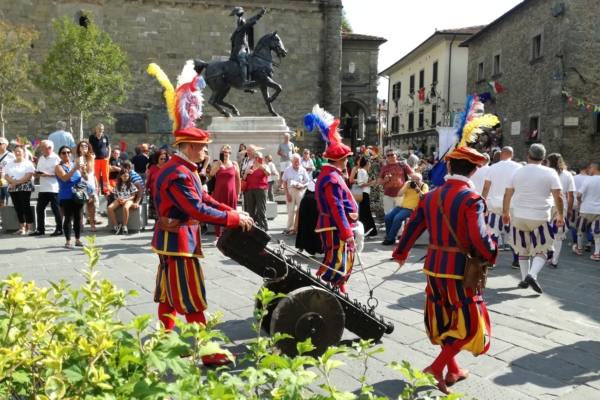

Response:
(1, 206), (599, 399)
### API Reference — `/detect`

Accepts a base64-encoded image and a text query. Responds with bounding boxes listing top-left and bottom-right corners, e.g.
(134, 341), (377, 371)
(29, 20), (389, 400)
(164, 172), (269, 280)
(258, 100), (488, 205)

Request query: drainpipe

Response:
(446, 35), (457, 118)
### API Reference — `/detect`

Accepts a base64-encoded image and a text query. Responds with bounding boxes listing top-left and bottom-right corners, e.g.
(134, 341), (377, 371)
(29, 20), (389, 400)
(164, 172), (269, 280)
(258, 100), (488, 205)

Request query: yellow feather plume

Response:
(458, 114), (500, 147)
(147, 63), (177, 132)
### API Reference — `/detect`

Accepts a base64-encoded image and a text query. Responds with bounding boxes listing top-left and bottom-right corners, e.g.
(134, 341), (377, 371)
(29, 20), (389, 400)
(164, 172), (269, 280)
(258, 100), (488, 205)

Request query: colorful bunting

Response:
(562, 89), (600, 113)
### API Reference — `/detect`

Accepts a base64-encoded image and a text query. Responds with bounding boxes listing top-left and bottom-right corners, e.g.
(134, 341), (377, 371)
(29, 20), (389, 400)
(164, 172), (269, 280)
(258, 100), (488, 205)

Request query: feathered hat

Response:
(147, 60), (212, 145)
(303, 104), (352, 161)
(430, 95), (500, 185)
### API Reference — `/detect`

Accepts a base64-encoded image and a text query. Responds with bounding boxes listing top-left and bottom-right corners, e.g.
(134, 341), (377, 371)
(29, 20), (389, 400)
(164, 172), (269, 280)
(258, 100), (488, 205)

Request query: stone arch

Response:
(340, 99), (368, 151)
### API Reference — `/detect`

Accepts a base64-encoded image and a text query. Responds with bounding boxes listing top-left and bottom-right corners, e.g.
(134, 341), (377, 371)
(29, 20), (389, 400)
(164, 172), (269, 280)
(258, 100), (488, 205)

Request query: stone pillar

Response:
(320, 0), (342, 118)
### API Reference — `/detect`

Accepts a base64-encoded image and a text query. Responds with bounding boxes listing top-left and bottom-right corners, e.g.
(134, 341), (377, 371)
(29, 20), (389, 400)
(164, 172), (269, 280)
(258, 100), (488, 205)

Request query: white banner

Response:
(437, 127), (457, 157)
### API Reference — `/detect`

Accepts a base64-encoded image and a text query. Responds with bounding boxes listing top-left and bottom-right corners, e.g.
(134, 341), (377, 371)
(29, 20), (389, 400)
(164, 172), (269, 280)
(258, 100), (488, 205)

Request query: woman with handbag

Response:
(55, 145), (85, 248)
(76, 140), (99, 232)
(392, 147), (497, 394)
(4, 145), (35, 235)
(355, 157), (377, 237)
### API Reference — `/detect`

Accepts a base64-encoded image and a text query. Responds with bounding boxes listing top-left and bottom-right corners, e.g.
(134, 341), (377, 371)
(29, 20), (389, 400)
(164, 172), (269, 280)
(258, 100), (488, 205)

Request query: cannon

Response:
(217, 226), (394, 356)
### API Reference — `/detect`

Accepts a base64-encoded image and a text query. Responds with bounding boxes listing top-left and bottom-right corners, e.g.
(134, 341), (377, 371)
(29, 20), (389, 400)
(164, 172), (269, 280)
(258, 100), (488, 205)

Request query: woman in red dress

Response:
(146, 149), (169, 220)
(210, 145), (241, 239)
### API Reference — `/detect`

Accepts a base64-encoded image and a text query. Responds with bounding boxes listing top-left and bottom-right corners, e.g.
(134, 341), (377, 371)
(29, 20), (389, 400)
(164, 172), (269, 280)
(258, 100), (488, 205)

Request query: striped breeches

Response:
(317, 230), (355, 285)
(154, 255), (207, 315)
(424, 275), (491, 356)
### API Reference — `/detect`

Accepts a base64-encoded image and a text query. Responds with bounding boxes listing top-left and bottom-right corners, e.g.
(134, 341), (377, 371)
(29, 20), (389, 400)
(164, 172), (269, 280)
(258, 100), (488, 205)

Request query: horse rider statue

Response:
(229, 6), (267, 90)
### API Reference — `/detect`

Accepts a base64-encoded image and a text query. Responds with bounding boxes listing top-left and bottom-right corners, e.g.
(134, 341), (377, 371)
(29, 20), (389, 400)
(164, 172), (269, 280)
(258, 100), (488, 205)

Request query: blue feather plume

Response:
(303, 104), (335, 144)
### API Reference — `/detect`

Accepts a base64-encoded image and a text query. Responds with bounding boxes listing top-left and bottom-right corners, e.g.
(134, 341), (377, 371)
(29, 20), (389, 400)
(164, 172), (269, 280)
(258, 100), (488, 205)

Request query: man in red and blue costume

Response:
(152, 126), (253, 366)
(315, 140), (358, 293)
(392, 146), (497, 394)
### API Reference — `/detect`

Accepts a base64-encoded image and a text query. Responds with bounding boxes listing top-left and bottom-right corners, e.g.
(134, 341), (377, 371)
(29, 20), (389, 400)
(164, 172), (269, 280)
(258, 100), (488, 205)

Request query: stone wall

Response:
(0, 0), (342, 156)
(341, 35), (384, 147)
(465, 0), (600, 167)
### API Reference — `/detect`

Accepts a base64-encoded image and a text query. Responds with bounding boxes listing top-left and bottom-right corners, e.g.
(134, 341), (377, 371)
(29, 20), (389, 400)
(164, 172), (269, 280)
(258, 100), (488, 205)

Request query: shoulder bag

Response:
(437, 198), (489, 290)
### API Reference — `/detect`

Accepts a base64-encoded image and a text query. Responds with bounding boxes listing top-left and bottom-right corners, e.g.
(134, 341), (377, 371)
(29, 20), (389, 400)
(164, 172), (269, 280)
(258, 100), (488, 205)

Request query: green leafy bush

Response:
(0, 238), (462, 399)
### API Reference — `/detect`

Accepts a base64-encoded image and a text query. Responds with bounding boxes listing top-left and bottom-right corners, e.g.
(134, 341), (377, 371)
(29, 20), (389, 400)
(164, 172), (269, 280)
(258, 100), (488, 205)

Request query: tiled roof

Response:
(342, 32), (387, 43)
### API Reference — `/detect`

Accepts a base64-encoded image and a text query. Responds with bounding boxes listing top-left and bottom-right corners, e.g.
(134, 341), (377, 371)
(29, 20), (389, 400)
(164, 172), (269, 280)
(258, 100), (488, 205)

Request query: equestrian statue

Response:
(194, 7), (287, 117)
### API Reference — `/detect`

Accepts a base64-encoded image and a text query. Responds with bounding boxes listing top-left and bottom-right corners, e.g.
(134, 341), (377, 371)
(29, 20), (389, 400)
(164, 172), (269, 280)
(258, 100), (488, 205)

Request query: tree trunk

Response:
(79, 111), (84, 141)
(0, 103), (5, 138)
(68, 114), (73, 132)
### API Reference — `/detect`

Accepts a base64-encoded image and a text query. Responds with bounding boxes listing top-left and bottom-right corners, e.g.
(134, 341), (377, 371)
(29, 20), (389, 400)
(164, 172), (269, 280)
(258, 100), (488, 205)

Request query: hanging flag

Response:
(418, 87), (425, 102)
(488, 81), (505, 94)
(478, 92), (492, 103)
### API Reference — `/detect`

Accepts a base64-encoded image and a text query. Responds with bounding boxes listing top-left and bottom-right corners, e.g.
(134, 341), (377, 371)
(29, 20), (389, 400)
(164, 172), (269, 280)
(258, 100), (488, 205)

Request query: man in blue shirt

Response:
(48, 121), (76, 152)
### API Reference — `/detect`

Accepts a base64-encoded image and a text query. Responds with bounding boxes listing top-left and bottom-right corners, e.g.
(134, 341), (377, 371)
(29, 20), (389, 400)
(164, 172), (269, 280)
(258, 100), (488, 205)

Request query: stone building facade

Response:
(340, 32), (386, 152)
(462, 0), (600, 166)
(380, 27), (481, 158)
(0, 0), (343, 153)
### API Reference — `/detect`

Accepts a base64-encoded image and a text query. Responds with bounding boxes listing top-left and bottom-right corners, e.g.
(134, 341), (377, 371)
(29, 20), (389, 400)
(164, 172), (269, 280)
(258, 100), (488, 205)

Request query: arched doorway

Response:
(340, 101), (367, 152)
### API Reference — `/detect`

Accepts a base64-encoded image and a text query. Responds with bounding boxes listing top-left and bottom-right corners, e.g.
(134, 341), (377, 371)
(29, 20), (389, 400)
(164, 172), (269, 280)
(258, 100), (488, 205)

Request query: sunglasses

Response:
(159, 157), (167, 161)
(61, 151), (71, 155)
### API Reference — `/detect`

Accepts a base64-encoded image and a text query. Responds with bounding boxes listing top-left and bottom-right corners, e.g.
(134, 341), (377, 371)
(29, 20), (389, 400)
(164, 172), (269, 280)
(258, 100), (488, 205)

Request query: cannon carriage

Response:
(217, 226), (394, 356)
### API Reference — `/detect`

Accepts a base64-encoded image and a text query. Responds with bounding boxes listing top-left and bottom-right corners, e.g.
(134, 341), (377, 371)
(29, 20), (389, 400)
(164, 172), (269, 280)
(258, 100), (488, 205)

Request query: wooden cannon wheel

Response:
(268, 286), (345, 357)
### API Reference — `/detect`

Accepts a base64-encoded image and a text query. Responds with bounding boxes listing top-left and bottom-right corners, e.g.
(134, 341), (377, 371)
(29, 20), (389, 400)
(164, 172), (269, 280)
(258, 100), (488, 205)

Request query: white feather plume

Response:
(176, 59), (197, 89)
(312, 104), (335, 129)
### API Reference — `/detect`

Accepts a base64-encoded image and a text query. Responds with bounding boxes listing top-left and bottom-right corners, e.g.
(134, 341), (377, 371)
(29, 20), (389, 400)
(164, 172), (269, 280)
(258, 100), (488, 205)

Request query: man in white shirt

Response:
(0, 137), (16, 207)
(300, 149), (315, 176)
(502, 144), (564, 294)
(545, 153), (575, 268)
(282, 153), (310, 234)
(30, 140), (62, 236)
(481, 146), (521, 267)
(470, 152), (490, 194)
(575, 162), (600, 260)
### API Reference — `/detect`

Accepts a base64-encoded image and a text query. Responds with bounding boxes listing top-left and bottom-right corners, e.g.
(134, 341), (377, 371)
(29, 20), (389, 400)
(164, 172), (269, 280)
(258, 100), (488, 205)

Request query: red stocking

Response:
(158, 302), (176, 331)
(447, 356), (460, 374)
(185, 311), (206, 325)
(428, 343), (460, 375)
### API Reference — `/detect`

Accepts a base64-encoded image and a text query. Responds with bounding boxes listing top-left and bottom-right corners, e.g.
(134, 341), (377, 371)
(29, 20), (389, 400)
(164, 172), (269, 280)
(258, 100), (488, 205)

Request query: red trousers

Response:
(94, 158), (110, 194)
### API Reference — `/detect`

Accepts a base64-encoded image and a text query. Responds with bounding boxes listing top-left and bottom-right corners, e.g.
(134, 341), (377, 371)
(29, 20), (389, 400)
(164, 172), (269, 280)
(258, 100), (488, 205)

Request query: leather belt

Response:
(428, 244), (462, 253)
(158, 217), (201, 233)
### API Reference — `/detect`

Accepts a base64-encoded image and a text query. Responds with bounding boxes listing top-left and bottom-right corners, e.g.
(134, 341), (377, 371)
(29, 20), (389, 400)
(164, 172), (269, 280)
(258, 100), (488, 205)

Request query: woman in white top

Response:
(76, 140), (99, 232)
(4, 145), (35, 234)
(265, 154), (279, 201)
(356, 156), (377, 237)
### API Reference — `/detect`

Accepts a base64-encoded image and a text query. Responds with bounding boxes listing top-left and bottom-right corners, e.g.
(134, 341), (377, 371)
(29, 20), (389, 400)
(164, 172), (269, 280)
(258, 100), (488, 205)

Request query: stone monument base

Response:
(205, 116), (293, 163)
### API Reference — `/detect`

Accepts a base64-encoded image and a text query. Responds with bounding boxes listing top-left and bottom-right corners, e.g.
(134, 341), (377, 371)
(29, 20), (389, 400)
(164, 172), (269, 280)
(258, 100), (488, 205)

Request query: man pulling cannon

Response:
(148, 61), (254, 366)
(305, 105), (359, 294)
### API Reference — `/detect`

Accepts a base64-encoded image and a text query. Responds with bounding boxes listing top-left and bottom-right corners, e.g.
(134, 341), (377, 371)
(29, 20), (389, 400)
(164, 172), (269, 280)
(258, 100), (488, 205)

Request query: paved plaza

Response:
(1, 205), (599, 399)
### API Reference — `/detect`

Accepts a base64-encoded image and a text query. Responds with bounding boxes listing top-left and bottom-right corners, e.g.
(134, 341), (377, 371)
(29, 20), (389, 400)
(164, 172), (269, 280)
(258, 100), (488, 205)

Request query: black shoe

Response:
(244, 89), (256, 94)
(524, 275), (543, 294)
(29, 231), (44, 236)
(518, 280), (529, 289)
(549, 262), (558, 269)
(381, 239), (395, 246)
(511, 261), (520, 269)
(50, 230), (63, 237)
(488, 264), (495, 270)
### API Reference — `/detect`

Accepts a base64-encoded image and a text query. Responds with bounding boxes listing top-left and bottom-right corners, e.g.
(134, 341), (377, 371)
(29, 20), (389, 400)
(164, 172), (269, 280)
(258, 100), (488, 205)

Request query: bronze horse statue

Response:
(194, 32), (287, 117)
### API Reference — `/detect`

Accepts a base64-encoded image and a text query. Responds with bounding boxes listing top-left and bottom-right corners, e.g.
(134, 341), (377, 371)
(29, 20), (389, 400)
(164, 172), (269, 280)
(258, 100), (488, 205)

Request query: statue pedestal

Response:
(206, 116), (293, 162)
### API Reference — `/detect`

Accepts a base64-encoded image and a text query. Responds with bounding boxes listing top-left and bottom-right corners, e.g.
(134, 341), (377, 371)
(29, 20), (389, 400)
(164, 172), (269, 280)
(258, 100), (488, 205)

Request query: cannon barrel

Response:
(217, 226), (394, 342)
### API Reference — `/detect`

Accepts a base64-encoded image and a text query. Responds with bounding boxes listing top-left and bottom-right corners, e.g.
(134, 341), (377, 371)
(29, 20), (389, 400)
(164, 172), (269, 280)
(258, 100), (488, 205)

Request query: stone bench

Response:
(0, 206), (37, 232)
(111, 207), (143, 233)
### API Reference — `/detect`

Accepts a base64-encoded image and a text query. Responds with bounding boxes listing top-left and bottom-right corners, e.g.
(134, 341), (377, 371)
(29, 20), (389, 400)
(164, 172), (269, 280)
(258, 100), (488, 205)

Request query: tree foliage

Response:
(0, 238), (461, 400)
(36, 16), (130, 136)
(0, 20), (38, 137)
(341, 10), (352, 33)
